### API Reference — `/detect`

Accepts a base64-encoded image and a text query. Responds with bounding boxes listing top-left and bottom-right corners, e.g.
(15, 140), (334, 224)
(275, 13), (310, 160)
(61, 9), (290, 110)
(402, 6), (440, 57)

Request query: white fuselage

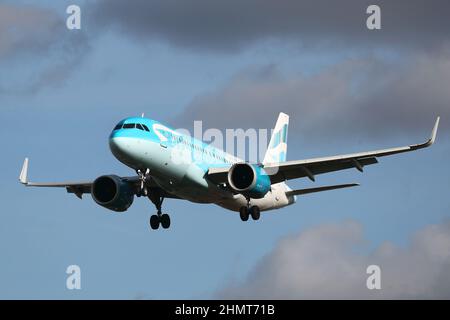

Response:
(109, 131), (295, 213)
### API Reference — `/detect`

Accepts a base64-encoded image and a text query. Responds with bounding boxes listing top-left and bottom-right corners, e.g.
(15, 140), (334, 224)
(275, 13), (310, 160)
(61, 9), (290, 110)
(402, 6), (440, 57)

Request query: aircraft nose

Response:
(109, 136), (128, 159)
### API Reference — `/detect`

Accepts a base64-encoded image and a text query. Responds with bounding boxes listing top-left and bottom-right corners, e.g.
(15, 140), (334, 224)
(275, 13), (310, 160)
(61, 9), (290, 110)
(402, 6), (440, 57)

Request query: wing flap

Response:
(286, 183), (359, 196)
(268, 157), (378, 184)
(206, 166), (231, 184)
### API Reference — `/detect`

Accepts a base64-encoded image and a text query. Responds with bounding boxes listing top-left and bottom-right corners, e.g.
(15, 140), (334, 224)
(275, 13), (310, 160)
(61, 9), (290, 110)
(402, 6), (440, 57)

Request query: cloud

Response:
(91, 0), (450, 52)
(0, 4), (59, 60)
(217, 220), (450, 299)
(0, 3), (89, 96)
(171, 52), (450, 142)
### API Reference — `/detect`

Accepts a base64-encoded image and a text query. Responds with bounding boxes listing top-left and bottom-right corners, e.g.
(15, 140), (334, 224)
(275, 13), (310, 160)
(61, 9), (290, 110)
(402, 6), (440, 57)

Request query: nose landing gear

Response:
(136, 168), (150, 197)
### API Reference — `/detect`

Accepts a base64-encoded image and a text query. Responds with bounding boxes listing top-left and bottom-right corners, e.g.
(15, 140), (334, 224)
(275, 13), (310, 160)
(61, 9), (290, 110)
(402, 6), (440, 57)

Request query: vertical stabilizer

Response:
(263, 113), (289, 164)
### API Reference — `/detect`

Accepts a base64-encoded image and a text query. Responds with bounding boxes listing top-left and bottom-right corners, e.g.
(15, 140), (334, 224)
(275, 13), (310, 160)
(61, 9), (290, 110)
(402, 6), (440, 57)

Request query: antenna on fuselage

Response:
(141, 113), (145, 118)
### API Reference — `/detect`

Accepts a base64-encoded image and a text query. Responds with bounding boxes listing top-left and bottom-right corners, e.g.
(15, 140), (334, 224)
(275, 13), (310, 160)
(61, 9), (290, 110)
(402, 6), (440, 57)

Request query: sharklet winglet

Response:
(19, 158), (29, 185)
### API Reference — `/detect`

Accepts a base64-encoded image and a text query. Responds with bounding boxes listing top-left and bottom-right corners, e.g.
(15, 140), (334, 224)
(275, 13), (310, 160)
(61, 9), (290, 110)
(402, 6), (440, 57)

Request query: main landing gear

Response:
(239, 198), (261, 222)
(149, 212), (170, 230)
(148, 190), (171, 230)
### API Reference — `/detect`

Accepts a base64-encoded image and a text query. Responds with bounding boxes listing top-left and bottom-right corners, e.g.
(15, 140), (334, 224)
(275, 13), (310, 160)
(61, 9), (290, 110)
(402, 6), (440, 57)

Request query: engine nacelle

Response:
(91, 175), (134, 212)
(227, 163), (271, 199)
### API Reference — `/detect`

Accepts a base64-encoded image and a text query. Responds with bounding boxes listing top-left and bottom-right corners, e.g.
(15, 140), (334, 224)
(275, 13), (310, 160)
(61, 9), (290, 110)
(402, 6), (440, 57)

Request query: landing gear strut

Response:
(136, 168), (150, 197)
(239, 198), (260, 222)
(148, 190), (171, 230)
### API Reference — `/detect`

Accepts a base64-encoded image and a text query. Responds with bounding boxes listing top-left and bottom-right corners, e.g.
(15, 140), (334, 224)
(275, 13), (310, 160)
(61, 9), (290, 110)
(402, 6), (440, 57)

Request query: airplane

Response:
(19, 113), (440, 230)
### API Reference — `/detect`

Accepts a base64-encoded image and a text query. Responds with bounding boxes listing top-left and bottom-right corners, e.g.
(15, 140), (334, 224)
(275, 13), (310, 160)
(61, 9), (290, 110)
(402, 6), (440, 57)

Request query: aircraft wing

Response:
(264, 117), (439, 184)
(207, 117), (439, 185)
(18, 158), (179, 199)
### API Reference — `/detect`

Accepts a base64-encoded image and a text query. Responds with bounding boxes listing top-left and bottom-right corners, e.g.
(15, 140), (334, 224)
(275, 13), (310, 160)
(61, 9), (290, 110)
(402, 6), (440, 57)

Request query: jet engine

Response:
(91, 175), (134, 212)
(227, 163), (271, 199)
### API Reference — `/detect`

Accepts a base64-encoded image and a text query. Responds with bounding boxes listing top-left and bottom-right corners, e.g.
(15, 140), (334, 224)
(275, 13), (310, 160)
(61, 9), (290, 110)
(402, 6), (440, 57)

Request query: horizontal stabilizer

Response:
(286, 183), (359, 196)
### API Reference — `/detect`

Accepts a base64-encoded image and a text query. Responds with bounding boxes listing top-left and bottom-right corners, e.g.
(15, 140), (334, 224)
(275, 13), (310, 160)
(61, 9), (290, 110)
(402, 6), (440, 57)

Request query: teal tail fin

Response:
(263, 112), (289, 164)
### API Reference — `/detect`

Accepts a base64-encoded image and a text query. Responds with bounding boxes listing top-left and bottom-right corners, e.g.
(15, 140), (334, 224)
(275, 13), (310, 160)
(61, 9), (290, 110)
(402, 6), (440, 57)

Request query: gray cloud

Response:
(172, 52), (450, 142)
(0, 3), (89, 96)
(217, 220), (450, 299)
(0, 4), (59, 60)
(91, 0), (450, 52)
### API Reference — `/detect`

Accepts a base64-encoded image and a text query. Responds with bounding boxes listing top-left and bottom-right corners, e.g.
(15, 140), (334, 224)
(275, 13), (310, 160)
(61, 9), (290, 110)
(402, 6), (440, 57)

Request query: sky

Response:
(0, 0), (449, 299)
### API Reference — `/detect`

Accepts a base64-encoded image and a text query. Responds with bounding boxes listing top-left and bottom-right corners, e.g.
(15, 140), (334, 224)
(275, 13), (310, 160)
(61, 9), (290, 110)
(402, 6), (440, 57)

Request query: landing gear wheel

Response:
(160, 214), (171, 229)
(148, 191), (169, 231)
(150, 215), (160, 230)
(239, 206), (249, 222)
(250, 206), (260, 221)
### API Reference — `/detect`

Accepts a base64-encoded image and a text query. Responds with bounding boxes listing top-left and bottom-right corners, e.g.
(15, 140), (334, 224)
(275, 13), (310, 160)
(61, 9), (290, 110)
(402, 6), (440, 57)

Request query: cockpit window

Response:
(115, 122), (150, 132)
